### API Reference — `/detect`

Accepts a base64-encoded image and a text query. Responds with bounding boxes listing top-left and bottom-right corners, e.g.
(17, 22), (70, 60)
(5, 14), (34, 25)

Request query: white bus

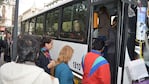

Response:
(20, 0), (149, 84)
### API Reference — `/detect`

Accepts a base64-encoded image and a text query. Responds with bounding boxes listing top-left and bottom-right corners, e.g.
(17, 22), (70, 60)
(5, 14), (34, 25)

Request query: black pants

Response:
(107, 53), (116, 84)
(4, 55), (11, 62)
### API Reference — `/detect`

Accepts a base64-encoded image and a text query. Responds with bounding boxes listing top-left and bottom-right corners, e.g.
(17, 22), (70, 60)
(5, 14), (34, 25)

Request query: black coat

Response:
(35, 51), (50, 74)
(3, 39), (12, 62)
(107, 28), (117, 54)
(3, 39), (11, 56)
(0, 39), (6, 54)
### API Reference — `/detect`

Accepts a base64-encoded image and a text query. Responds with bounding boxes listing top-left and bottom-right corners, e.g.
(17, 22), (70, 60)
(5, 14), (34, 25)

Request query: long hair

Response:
(57, 45), (74, 64)
(50, 45), (74, 75)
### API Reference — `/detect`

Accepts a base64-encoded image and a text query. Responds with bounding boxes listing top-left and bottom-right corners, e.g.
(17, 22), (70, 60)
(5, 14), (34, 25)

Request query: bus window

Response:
(46, 10), (59, 37)
(72, 20), (84, 41)
(60, 6), (73, 38)
(29, 18), (36, 35)
(72, 1), (87, 41)
(25, 21), (29, 34)
(36, 15), (44, 35)
(60, 1), (87, 42)
(21, 22), (25, 34)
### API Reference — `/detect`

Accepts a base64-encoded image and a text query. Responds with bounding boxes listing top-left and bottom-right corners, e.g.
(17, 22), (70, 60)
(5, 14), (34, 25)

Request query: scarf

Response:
(41, 47), (51, 61)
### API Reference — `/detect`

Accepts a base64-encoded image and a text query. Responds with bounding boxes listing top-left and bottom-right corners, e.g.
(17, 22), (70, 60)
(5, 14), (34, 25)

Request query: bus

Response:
(20, 0), (149, 84)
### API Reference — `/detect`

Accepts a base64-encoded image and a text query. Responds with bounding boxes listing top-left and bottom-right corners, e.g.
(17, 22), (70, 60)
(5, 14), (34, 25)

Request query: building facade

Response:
(0, 0), (15, 32)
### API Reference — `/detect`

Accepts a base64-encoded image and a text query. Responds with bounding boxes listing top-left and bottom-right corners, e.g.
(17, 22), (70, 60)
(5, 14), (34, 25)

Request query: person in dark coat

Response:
(107, 17), (117, 56)
(98, 6), (111, 40)
(3, 31), (12, 62)
(35, 37), (55, 74)
(0, 39), (5, 58)
(106, 16), (117, 84)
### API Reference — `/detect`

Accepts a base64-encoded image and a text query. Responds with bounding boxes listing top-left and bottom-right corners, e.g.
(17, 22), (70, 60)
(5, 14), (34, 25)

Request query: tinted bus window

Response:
(25, 21), (29, 34)
(21, 22), (25, 34)
(46, 10), (59, 37)
(61, 6), (73, 38)
(36, 15), (44, 35)
(60, 1), (87, 42)
(29, 18), (36, 35)
(72, 1), (87, 41)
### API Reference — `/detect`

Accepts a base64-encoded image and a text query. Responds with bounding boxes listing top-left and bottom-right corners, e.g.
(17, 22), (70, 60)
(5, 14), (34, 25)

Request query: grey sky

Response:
(19, 0), (52, 15)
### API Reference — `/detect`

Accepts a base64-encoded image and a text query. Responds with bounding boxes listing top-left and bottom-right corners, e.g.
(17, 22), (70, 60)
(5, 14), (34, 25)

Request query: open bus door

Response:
(90, 0), (149, 83)
(117, 0), (149, 84)
(90, 0), (121, 84)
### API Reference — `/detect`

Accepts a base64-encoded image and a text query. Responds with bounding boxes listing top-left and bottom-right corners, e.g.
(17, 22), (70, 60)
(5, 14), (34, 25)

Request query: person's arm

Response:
(47, 60), (56, 68)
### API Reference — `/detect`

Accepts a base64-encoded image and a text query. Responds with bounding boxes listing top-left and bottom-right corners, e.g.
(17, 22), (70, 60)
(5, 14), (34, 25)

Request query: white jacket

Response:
(0, 62), (59, 84)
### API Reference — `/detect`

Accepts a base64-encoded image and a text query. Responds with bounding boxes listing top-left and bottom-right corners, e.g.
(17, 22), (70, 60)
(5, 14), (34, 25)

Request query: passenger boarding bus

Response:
(20, 0), (149, 84)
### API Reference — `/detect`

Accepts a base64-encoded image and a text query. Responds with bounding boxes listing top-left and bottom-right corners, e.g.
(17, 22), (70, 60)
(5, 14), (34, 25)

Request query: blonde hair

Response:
(50, 45), (74, 75)
(57, 45), (74, 64)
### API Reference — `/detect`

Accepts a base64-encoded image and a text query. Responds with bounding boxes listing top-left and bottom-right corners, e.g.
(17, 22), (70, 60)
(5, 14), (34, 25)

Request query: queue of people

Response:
(35, 37), (74, 84)
(0, 6), (114, 84)
(0, 8), (113, 84)
(0, 33), (112, 84)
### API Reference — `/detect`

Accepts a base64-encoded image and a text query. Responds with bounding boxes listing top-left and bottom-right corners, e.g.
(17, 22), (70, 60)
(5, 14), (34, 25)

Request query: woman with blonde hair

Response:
(54, 45), (74, 84)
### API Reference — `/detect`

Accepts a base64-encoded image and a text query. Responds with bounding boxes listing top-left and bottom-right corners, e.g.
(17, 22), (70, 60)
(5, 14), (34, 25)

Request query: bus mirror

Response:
(93, 12), (99, 29)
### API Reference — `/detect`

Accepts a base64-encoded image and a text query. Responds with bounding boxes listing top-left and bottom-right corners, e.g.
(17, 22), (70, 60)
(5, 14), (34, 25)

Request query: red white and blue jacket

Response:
(82, 50), (111, 84)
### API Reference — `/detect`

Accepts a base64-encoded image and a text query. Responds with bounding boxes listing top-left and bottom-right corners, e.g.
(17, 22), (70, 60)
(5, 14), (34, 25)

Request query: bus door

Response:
(117, 0), (149, 84)
(90, 0), (120, 84)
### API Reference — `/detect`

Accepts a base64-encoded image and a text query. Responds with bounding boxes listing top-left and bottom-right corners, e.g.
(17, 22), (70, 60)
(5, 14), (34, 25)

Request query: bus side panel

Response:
(50, 40), (88, 75)
(123, 47), (132, 84)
